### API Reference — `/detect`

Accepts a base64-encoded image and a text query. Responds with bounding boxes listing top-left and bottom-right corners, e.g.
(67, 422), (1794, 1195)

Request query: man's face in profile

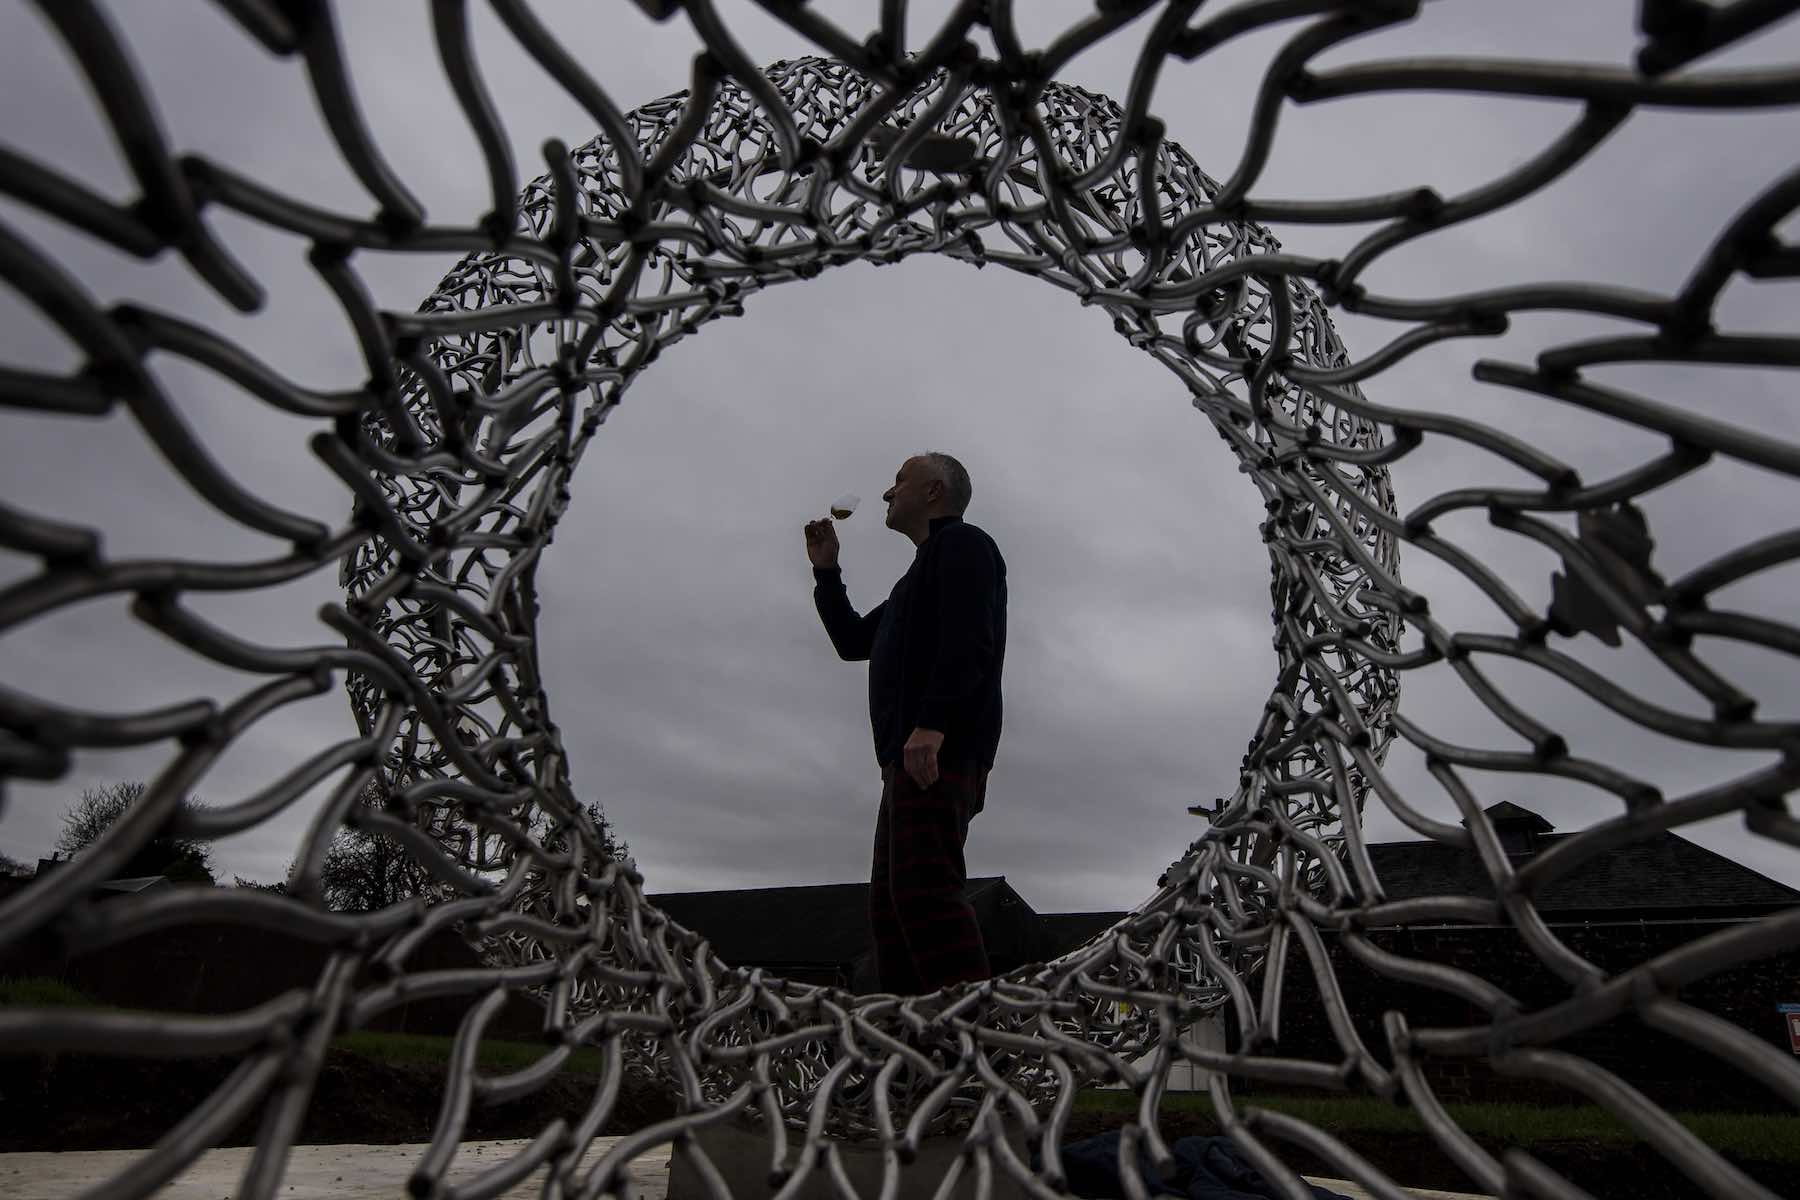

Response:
(882, 457), (934, 533)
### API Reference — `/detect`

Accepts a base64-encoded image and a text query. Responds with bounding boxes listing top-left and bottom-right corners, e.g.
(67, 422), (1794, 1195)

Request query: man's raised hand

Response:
(804, 518), (840, 569)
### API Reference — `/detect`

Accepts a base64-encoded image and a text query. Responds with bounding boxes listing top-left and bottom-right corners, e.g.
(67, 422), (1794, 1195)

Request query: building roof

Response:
(643, 802), (1797, 973)
(94, 875), (173, 895)
(0, 871), (175, 901)
(1037, 911), (1130, 955)
(648, 876), (1025, 967)
(1468, 800), (1553, 833)
(1370, 802), (1800, 917)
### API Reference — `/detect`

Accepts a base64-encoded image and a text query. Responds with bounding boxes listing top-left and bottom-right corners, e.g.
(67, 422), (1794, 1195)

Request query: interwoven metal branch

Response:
(2, 3), (1799, 1200)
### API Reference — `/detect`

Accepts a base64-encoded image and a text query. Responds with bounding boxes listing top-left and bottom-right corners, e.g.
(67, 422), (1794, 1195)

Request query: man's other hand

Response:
(804, 519), (840, 568)
(904, 727), (945, 789)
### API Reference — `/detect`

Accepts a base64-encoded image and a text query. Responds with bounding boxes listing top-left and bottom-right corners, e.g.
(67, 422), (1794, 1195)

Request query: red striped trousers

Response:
(868, 761), (992, 994)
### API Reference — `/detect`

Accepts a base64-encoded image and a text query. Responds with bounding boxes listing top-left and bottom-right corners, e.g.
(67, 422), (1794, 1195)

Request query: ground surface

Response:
(1054, 1107), (1794, 1199)
(4, 1051), (1793, 1198)
(0, 1051), (679, 1152)
(0, 1140), (1501, 1200)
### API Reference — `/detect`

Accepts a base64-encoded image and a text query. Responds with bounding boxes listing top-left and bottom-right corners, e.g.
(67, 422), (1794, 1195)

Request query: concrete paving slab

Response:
(1308, 1180), (1492, 1200)
(0, 1140), (671, 1200)
(0, 1140), (1492, 1200)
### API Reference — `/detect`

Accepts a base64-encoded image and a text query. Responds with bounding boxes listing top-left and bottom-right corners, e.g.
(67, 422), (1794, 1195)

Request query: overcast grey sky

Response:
(2, 2), (1797, 918)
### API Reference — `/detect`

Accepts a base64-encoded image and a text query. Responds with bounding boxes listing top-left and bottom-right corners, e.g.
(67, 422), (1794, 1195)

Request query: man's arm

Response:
(915, 530), (1000, 733)
(813, 566), (885, 661)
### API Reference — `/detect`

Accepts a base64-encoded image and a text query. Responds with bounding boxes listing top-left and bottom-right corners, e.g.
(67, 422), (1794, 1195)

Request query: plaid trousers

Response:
(868, 760), (992, 994)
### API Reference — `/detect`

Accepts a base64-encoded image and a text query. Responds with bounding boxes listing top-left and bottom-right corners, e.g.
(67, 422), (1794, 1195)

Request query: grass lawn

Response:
(1072, 1087), (1800, 1166)
(1, 977), (609, 1077)
(0, 975), (95, 1007)
(329, 1030), (610, 1077)
(332, 1031), (1800, 1167)
(9, 977), (1793, 1168)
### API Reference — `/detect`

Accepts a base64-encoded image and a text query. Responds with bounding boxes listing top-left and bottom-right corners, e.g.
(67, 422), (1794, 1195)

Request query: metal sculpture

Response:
(2, 3), (1798, 1200)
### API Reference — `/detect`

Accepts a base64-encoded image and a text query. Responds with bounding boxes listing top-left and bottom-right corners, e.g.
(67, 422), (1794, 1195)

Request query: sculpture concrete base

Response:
(668, 1120), (1036, 1200)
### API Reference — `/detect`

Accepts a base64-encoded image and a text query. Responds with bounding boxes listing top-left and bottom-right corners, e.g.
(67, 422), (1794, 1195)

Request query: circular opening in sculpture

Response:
(527, 250), (1283, 972)
(361, 57), (1396, 967)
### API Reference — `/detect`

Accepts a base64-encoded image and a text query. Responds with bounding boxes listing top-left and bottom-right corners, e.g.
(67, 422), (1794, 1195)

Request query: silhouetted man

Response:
(804, 452), (1007, 995)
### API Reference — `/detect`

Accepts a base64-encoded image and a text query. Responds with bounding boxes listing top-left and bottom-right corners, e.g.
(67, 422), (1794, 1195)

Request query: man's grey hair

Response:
(920, 451), (973, 515)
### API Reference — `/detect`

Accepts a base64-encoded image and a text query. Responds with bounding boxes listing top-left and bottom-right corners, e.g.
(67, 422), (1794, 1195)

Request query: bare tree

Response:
(56, 781), (214, 884)
(539, 799), (634, 872)
(312, 780), (438, 912)
(292, 782), (634, 911)
(0, 850), (31, 878)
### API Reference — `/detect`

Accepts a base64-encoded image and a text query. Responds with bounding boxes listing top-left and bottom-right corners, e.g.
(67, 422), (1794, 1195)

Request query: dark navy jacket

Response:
(812, 515), (1006, 773)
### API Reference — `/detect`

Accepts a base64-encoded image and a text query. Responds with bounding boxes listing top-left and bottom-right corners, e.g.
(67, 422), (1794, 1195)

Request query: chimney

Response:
(1466, 802), (1555, 857)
